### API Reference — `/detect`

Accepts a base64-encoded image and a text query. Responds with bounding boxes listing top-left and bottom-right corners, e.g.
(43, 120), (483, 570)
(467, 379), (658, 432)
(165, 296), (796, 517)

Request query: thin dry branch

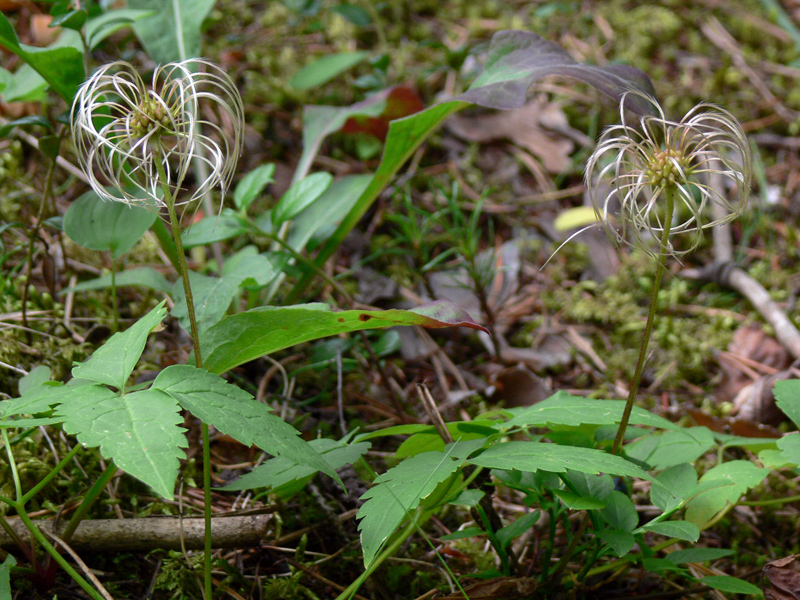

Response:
(684, 261), (800, 360)
(2, 514), (271, 552)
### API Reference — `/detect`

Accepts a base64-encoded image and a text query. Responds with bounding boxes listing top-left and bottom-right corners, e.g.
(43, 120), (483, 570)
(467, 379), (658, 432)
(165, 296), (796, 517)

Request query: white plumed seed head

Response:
(71, 59), (244, 210)
(586, 90), (751, 257)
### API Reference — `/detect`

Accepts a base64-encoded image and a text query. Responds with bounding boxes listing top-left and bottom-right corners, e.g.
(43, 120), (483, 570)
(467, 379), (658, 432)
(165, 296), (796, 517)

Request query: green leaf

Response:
(0, 13), (84, 102)
(71, 301), (167, 390)
(685, 461), (768, 528)
(496, 511), (540, 548)
(152, 365), (340, 483)
(128, 0), (215, 63)
(85, 9), (155, 50)
(197, 300), (486, 375)
(0, 554), (15, 600)
(552, 489), (605, 510)
(171, 254), (274, 334)
(448, 489), (485, 507)
(504, 391), (679, 431)
(395, 421), (497, 458)
(642, 521), (699, 542)
(287, 174), (371, 252)
(701, 575), (763, 596)
(289, 30), (655, 300)
(440, 527), (483, 541)
(1, 382), (65, 418)
(625, 427), (716, 470)
(665, 548), (734, 564)
(0, 115), (52, 137)
(777, 433), (800, 466)
(290, 51), (370, 90)
(222, 438), (370, 492)
(60, 268), (172, 295)
(272, 172), (333, 227)
(600, 491), (638, 532)
(773, 379), (800, 428)
(57, 387), (185, 498)
(468, 441), (651, 480)
(563, 471), (615, 503)
(642, 558), (685, 574)
(651, 463), (697, 512)
(234, 164), (275, 211)
(357, 451), (460, 567)
(596, 529), (635, 557)
(63, 189), (157, 259)
(181, 210), (249, 248)
(18, 365), (51, 395)
(0, 64), (48, 103)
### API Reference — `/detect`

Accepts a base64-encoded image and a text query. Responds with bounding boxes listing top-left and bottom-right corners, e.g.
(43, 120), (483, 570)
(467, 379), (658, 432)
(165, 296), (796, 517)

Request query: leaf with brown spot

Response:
(196, 301), (486, 374)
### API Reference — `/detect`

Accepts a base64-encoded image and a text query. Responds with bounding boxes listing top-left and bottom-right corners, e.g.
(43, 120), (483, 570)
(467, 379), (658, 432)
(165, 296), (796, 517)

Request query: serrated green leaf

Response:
(197, 301), (485, 375)
(467, 441), (651, 480)
(642, 521), (699, 542)
(504, 391), (679, 431)
(665, 548), (734, 564)
(0, 554), (15, 600)
(234, 164), (275, 211)
(596, 529), (635, 557)
(57, 387), (185, 498)
(60, 268), (172, 295)
(152, 365), (340, 483)
(651, 463), (697, 512)
(701, 575), (763, 595)
(357, 451), (460, 567)
(63, 189), (158, 259)
(685, 461), (767, 528)
(222, 438), (370, 492)
(774, 379), (800, 429)
(625, 427), (715, 470)
(72, 301), (166, 390)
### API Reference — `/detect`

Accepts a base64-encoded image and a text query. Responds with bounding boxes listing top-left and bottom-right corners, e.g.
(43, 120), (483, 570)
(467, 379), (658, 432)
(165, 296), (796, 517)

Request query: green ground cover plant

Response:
(1, 1), (800, 599)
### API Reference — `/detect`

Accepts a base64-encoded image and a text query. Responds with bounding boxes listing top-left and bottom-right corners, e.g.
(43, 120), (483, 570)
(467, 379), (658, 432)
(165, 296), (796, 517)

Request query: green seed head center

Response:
(129, 98), (178, 138)
(645, 148), (692, 188)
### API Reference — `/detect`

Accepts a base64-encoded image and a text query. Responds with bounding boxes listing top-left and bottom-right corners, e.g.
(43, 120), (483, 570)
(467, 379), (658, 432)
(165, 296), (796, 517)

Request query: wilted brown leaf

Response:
(764, 554), (800, 600)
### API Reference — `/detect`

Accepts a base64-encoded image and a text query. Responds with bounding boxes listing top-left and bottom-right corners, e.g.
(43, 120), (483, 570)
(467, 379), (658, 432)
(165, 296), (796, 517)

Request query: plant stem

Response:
(154, 153), (213, 600)
(611, 188), (675, 455)
(61, 463), (118, 543)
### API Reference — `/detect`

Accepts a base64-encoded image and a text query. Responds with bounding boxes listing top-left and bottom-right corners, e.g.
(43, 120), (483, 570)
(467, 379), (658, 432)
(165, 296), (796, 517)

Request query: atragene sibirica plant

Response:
(71, 58), (244, 598)
(585, 90), (751, 453)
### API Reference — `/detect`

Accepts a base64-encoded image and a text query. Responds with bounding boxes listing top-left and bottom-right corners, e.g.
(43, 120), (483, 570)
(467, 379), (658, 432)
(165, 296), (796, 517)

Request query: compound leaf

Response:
(72, 301), (167, 390)
(57, 387), (185, 498)
(152, 365), (339, 483)
(357, 451), (460, 567)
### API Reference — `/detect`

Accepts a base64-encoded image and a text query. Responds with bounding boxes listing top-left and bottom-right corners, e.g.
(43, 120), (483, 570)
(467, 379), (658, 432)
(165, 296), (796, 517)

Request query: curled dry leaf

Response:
(446, 97), (580, 173)
(763, 554), (800, 600)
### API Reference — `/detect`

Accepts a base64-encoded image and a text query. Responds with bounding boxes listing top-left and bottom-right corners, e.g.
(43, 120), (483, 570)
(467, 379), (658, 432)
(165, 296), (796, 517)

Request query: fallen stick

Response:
(1, 514), (271, 552)
(684, 261), (800, 360)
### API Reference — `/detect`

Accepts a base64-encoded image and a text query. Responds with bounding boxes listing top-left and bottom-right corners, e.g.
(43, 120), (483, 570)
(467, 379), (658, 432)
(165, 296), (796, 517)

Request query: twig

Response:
(45, 531), (115, 600)
(0, 515), (272, 552)
(684, 261), (800, 360)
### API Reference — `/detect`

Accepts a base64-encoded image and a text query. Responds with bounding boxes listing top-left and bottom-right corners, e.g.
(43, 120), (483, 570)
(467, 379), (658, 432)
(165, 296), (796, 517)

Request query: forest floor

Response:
(3, 0), (800, 598)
